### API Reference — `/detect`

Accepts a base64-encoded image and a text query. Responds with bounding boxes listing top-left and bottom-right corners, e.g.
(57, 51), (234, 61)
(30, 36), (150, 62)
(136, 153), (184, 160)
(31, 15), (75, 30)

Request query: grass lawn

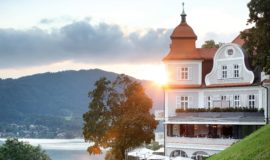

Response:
(207, 124), (270, 160)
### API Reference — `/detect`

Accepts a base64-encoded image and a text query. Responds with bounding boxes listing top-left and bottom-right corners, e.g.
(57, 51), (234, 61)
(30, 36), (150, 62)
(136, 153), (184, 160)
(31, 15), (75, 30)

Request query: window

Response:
(221, 96), (226, 101)
(234, 64), (239, 78)
(207, 96), (211, 108)
(234, 95), (240, 107)
(227, 49), (234, 56)
(222, 65), (227, 79)
(248, 95), (255, 108)
(167, 124), (173, 136)
(177, 96), (189, 109)
(181, 67), (188, 80)
(177, 67), (189, 80)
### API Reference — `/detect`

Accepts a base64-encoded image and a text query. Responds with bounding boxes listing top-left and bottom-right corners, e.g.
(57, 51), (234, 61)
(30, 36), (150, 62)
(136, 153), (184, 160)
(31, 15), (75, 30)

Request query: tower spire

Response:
(181, 2), (186, 23)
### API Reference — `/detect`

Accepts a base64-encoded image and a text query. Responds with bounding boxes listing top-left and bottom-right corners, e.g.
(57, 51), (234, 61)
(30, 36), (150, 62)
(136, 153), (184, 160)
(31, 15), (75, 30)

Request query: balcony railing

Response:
(175, 107), (264, 113)
(165, 136), (238, 148)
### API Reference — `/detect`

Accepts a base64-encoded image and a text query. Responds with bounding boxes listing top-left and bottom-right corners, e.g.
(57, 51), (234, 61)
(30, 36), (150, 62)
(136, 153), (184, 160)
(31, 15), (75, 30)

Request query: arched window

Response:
(191, 151), (209, 160)
(170, 150), (188, 158)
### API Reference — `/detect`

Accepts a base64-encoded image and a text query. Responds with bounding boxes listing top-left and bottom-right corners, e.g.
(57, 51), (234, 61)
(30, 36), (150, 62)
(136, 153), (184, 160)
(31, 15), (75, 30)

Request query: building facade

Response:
(163, 7), (270, 160)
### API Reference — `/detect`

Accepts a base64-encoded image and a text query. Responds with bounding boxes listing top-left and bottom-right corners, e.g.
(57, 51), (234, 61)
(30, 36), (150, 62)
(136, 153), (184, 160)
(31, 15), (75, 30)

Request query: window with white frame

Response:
(222, 65), (228, 79)
(177, 67), (189, 80)
(234, 95), (240, 107)
(221, 95), (227, 101)
(234, 64), (239, 78)
(176, 96), (188, 109)
(248, 95), (255, 108)
(207, 96), (211, 108)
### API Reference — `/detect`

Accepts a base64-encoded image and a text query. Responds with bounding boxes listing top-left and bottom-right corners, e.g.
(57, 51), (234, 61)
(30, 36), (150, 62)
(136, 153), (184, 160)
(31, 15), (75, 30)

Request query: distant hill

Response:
(208, 124), (270, 160)
(0, 69), (163, 138)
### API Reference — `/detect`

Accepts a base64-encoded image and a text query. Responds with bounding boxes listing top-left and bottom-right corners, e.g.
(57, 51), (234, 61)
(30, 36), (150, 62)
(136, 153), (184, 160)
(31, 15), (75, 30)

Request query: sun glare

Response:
(151, 64), (168, 86)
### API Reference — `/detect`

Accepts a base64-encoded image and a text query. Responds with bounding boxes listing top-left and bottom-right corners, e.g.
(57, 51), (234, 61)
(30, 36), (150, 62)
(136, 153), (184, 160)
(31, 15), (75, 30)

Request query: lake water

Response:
(0, 139), (105, 160)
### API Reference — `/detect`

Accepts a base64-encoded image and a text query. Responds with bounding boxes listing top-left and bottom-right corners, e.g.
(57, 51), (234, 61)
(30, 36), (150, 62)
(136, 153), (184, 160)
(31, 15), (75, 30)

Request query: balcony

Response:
(165, 136), (237, 151)
(169, 111), (265, 125)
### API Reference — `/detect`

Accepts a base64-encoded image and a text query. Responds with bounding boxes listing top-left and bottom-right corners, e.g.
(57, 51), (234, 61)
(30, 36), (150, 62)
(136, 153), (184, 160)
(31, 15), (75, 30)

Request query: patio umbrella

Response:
(128, 147), (153, 159)
(171, 156), (193, 160)
(146, 154), (170, 160)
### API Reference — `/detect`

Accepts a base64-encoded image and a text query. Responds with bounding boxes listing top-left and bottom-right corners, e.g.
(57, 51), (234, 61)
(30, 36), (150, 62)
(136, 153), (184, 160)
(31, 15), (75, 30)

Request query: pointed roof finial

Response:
(181, 2), (187, 23)
(181, 2), (186, 15)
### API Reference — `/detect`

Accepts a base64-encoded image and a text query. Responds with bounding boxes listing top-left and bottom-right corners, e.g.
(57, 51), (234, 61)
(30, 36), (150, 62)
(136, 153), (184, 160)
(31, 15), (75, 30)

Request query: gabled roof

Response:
(232, 29), (249, 46)
(232, 34), (245, 46)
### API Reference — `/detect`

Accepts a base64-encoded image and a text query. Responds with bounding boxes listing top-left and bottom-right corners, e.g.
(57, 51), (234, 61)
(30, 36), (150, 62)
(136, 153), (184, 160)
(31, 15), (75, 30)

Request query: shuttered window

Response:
(176, 96), (189, 109)
(176, 67), (192, 80)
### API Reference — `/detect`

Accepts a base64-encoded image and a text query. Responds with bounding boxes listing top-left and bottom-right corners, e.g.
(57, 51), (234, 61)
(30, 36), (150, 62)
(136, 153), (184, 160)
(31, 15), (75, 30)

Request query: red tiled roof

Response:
(206, 83), (252, 87)
(163, 47), (219, 61)
(231, 29), (249, 46)
(197, 48), (217, 60)
(164, 84), (202, 89)
(263, 79), (270, 83)
(232, 34), (245, 46)
(163, 50), (203, 61)
(171, 22), (197, 39)
(165, 83), (258, 89)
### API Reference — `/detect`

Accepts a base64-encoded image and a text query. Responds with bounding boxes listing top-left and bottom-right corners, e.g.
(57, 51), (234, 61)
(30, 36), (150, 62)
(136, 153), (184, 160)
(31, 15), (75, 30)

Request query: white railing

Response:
(165, 136), (237, 146)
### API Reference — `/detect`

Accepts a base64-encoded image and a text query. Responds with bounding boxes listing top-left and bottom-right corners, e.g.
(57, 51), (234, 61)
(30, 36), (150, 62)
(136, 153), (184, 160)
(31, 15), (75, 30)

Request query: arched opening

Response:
(191, 151), (209, 160)
(170, 150), (188, 158)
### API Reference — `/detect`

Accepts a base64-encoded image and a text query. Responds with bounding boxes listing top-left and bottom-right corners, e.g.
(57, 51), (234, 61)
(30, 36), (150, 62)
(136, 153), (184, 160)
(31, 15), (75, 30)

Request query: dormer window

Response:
(181, 67), (188, 80)
(177, 67), (191, 80)
(222, 65), (227, 79)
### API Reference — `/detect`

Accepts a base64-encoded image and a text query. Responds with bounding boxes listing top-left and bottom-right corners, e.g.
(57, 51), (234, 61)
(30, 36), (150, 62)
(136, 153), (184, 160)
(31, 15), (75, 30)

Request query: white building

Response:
(162, 6), (270, 160)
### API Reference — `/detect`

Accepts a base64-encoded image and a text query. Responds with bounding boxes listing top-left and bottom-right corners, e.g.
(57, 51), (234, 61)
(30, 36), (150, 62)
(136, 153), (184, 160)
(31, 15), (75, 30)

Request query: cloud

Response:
(39, 18), (55, 24)
(0, 20), (172, 69)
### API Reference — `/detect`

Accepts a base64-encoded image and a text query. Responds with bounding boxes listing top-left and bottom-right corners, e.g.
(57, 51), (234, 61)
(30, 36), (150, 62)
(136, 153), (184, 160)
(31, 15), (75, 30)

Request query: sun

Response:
(151, 65), (168, 86)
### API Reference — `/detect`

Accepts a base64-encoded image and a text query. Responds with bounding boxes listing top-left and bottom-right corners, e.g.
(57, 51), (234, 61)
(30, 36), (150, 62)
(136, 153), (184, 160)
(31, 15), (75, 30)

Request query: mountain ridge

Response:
(0, 69), (163, 138)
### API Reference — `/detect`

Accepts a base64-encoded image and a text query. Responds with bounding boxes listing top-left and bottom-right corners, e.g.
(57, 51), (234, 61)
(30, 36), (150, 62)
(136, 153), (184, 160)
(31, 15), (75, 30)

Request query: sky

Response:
(0, 0), (251, 81)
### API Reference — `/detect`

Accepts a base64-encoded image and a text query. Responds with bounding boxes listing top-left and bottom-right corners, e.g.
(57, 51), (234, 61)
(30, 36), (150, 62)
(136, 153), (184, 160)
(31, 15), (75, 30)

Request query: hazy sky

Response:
(0, 0), (251, 80)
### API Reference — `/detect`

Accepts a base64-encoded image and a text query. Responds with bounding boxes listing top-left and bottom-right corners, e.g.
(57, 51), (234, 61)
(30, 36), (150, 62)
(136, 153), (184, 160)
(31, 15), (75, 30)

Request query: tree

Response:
(201, 40), (221, 48)
(241, 0), (270, 74)
(83, 75), (157, 160)
(0, 138), (51, 160)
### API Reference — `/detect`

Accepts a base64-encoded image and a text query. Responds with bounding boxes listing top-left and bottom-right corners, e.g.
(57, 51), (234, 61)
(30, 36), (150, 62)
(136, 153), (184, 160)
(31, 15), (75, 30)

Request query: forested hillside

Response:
(0, 69), (163, 138)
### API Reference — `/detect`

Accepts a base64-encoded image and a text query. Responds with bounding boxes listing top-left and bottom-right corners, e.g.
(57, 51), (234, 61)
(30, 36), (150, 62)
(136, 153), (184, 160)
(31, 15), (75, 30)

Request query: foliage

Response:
(83, 75), (157, 160)
(207, 124), (270, 160)
(201, 40), (222, 48)
(146, 140), (162, 151)
(241, 0), (270, 74)
(175, 107), (264, 113)
(0, 138), (51, 160)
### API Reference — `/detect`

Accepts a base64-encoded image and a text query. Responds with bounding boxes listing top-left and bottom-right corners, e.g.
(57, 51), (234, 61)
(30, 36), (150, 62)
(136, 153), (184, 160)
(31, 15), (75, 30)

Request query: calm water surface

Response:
(0, 139), (105, 160)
